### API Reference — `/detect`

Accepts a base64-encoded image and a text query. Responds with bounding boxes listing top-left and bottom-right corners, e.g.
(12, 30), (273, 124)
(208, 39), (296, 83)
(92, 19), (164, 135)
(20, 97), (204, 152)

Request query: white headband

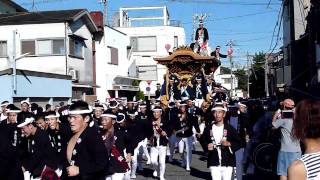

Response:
(45, 113), (60, 119)
(68, 108), (92, 115)
(211, 107), (227, 112)
(17, 117), (34, 128)
(6, 109), (21, 113)
(1, 102), (10, 107)
(101, 114), (117, 119)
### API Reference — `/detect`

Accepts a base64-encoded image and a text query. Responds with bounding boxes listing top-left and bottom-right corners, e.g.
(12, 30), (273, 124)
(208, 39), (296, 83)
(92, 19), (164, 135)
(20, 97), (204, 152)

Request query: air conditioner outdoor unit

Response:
(69, 69), (79, 81)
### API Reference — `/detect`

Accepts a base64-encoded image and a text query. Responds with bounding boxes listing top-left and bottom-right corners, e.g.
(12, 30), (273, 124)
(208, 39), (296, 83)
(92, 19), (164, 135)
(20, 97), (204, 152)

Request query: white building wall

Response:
(68, 19), (94, 84)
(95, 26), (129, 102)
(0, 22), (94, 85)
(0, 23), (66, 74)
(116, 26), (185, 95)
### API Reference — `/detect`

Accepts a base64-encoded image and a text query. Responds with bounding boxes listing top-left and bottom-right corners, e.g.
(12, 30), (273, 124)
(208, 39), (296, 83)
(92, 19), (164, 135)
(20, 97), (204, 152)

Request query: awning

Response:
(72, 83), (100, 88)
(112, 76), (140, 92)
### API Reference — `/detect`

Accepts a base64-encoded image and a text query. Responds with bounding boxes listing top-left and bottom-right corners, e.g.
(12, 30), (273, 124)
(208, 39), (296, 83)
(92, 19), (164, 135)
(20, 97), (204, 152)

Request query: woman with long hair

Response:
(288, 100), (320, 180)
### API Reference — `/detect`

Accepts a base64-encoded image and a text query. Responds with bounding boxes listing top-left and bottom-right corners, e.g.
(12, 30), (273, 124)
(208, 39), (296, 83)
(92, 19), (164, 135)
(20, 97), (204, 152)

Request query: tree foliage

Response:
(249, 52), (266, 98)
(234, 69), (247, 91)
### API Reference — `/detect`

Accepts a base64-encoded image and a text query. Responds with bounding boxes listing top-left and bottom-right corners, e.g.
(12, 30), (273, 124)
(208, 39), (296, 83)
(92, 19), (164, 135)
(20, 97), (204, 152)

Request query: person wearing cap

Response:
(173, 101), (201, 171)
(61, 100), (108, 180)
(202, 104), (241, 180)
(225, 101), (250, 180)
(17, 115), (58, 179)
(149, 106), (171, 180)
(272, 99), (301, 180)
(0, 100), (9, 121)
(46, 110), (72, 173)
(180, 78), (194, 101)
(193, 74), (208, 108)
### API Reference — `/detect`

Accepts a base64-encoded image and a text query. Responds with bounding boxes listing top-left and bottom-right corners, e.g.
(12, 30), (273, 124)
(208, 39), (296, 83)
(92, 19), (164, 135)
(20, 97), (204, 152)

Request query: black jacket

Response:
(48, 122), (72, 165)
(150, 117), (172, 147)
(0, 124), (24, 180)
(193, 83), (208, 100)
(195, 27), (209, 42)
(225, 112), (251, 148)
(21, 128), (58, 177)
(174, 112), (200, 138)
(202, 123), (241, 167)
(180, 85), (194, 100)
(61, 127), (108, 180)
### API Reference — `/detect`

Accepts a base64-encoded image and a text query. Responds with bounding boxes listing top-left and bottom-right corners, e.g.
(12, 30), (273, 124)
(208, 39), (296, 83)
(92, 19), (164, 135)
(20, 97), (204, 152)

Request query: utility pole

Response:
(227, 40), (234, 98)
(265, 54), (269, 97)
(247, 52), (250, 98)
(100, 0), (108, 25)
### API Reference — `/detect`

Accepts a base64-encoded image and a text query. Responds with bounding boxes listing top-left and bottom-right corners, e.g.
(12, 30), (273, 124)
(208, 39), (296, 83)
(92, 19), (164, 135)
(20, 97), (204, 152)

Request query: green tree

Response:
(234, 69), (247, 91)
(220, 66), (231, 74)
(249, 52), (266, 98)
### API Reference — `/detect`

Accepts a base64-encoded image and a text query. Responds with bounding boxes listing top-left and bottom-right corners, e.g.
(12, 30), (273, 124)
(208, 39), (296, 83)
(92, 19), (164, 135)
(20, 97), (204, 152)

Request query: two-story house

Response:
(91, 12), (139, 102)
(0, 9), (98, 104)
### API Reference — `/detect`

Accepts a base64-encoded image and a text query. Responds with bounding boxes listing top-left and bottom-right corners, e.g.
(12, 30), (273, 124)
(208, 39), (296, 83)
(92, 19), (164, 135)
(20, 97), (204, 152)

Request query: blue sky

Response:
(15, 0), (283, 66)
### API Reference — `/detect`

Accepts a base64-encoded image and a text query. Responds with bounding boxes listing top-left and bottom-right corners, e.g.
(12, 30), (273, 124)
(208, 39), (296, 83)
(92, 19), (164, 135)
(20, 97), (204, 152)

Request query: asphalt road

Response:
(135, 145), (211, 180)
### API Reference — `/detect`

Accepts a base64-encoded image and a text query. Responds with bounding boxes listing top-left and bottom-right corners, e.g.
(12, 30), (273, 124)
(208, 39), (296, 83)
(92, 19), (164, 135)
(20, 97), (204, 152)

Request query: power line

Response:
(160, 0), (281, 6)
(183, 10), (277, 24)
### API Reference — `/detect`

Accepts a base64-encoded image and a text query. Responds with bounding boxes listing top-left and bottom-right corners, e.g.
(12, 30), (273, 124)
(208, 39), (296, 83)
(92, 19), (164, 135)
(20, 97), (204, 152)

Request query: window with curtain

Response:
(21, 40), (35, 55)
(0, 41), (7, 57)
(135, 36), (157, 52)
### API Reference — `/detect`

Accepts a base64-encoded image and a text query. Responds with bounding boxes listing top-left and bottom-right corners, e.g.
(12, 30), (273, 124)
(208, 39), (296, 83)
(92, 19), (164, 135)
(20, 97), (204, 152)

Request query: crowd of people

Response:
(0, 72), (319, 180)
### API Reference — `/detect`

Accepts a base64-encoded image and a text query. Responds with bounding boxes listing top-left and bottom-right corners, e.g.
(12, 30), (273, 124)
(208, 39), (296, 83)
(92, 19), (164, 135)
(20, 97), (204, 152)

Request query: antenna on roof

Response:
(99, 0), (108, 25)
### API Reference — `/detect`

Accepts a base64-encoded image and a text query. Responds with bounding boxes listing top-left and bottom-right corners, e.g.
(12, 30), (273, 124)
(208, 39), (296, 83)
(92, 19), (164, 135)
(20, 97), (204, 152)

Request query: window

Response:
(131, 36), (157, 52)
(69, 38), (84, 58)
(110, 47), (118, 65)
(223, 78), (231, 84)
(53, 39), (65, 54)
(37, 40), (51, 55)
(21, 40), (35, 55)
(0, 41), (7, 57)
(174, 36), (178, 48)
(21, 39), (65, 56)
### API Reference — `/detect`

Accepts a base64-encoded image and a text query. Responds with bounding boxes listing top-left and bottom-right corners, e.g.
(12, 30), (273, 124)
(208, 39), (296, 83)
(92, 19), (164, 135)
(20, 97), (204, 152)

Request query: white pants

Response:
(209, 166), (233, 180)
(195, 98), (204, 108)
(131, 138), (150, 176)
(105, 173), (125, 180)
(168, 134), (177, 159)
(150, 146), (167, 179)
(177, 136), (193, 169)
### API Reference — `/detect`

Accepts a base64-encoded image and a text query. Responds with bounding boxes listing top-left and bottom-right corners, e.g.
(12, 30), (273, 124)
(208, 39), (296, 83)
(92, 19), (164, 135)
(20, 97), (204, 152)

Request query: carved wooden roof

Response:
(154, 46), (218, 64)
